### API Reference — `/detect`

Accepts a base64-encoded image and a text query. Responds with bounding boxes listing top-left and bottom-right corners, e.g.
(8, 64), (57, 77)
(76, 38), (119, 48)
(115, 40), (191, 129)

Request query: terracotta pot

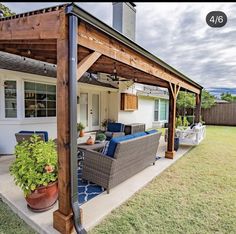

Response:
(79, 130), (85, 137)
(25, 181), (58, 212)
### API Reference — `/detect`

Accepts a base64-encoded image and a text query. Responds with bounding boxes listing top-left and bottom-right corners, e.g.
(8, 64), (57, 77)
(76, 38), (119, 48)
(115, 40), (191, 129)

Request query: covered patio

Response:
(0, 138), (192, 233)
(0, 3), (202, 234)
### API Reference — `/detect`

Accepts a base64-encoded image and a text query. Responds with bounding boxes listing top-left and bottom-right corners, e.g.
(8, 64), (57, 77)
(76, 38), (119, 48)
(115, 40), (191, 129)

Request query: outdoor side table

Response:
(77, 141), (107, 167)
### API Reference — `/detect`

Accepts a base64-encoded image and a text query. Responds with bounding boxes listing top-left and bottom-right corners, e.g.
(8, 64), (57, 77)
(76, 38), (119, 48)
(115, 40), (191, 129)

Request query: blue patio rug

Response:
(78, 168), (104, 205)
(77, 154), (161, 205)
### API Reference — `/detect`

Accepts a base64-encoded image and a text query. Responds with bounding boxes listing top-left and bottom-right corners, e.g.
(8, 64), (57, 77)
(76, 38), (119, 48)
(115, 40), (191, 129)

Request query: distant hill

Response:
(206, 87), (236, 98)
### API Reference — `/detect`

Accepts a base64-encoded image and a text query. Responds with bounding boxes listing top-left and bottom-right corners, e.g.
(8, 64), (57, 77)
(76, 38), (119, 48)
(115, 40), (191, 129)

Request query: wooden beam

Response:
(0, 10), (62, 40)
(0, 39), (56, 45)
(53, 12), (74, 234)
(78, 22), (201, 94)
(165, 82), (181, 159)
(165, 89), (176, 159)
(77, 51), (101, 80)
(195, 90), (202, 123)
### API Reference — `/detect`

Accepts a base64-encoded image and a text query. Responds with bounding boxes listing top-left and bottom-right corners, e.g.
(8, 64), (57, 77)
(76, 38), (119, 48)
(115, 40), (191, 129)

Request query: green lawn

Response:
(0, 198), (37, 234)
(91, 126), (236, 234)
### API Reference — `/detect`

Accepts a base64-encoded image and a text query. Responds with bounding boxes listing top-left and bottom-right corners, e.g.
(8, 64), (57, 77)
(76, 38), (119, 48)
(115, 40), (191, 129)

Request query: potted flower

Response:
(9, 134), (58, 212)
(77, 122), (85, 137)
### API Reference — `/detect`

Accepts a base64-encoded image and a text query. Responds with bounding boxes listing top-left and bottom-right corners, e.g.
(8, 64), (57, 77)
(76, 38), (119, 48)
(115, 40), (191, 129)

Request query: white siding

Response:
(118, 96), (155, 129)
(107, 91), (119, 121)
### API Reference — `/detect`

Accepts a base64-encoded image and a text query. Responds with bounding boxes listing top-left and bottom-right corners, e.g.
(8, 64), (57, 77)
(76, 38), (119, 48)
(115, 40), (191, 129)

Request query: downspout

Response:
(68, 13), (87, 234)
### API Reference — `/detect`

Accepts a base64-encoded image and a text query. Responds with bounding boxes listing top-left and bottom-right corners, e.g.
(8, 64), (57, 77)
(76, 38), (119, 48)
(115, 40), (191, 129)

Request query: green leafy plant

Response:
(176, 116), (183, 128)
(9, 135), (57, 196)
(96, 133), (106, 142)
(183, 116), (190, 127)
(77, 122), (85, 132)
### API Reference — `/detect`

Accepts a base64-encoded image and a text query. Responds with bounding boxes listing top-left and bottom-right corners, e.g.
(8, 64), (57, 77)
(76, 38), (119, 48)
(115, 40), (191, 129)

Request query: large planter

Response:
(174, 137), (180, 151)
(25, 181), (58, 212)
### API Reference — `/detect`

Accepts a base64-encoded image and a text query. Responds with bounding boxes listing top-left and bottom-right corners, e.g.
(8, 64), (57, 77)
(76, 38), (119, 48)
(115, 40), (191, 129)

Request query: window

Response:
(24, 81), (56, 118)
(4, 81), (17, 118)
(160, 99), (169, 121)
(154, 99), (159, 121)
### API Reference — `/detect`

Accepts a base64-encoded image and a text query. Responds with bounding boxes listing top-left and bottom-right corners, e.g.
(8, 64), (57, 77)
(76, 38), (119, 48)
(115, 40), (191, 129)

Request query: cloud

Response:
(2, 2), (236, 91)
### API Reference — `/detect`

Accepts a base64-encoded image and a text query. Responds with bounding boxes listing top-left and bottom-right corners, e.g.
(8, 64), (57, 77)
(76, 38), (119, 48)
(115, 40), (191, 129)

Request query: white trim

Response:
(1, 78), (18, 120)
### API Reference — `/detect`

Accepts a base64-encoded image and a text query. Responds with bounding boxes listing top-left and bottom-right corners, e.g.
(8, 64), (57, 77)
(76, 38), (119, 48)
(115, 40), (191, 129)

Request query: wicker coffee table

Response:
(77, 141), (107, 167)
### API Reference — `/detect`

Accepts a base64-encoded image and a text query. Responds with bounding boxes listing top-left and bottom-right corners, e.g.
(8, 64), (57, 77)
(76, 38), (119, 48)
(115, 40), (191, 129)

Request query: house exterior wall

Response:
(0, 69), (57, 155)
(0, 69), (116, 154)
(118, 95), (155, 129)
(114, 83), (169, 129)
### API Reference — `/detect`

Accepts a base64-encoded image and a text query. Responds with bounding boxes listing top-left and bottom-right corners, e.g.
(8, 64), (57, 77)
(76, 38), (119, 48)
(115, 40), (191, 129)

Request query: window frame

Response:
(154, 99), (159, 121)
(1, 78), (18, 120)
(23, 80), (56, 119)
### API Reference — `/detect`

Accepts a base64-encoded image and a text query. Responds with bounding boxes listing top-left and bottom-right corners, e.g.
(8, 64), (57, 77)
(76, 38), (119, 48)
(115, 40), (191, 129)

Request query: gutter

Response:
(68, 13), (87, 234)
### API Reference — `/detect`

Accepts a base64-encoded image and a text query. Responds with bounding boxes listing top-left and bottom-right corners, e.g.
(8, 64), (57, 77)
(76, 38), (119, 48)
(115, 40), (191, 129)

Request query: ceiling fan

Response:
(106, 63), (129, 84)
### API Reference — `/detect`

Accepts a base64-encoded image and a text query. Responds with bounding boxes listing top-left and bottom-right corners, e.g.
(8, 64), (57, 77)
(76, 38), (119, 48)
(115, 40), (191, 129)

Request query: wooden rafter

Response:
(77, 51), (101, 80)
(78, 22), (200, 94)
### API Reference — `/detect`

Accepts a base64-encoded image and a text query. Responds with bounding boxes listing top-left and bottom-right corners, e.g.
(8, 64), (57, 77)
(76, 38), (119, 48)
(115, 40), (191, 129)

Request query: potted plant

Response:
(96, 132), (106, 142)
(77, 122), (85, 137)
(9, 134), (58, 212)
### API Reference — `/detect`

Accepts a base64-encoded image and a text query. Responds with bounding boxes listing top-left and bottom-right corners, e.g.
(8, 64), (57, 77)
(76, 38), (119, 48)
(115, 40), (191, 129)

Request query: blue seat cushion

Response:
(132, 132), (147, 138)
(145, 129), (158, 134)
(107, 123), (124, 132)
(19, 131), (48, 141)
(106, 135), (134, 157)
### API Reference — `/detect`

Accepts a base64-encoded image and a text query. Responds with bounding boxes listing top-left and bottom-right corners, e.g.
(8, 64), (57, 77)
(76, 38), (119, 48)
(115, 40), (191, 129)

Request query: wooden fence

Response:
(201, 103), (236, 126)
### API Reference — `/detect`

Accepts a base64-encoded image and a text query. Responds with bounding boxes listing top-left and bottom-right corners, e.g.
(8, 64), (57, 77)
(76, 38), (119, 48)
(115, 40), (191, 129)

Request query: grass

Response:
(90, 126), (236, 234)
(0, 198), (37, 234)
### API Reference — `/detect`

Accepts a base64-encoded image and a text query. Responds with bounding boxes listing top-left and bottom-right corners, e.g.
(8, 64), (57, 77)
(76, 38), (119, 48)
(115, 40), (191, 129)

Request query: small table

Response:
(77, 141), (107, 167)
(124, 123), (146, 135)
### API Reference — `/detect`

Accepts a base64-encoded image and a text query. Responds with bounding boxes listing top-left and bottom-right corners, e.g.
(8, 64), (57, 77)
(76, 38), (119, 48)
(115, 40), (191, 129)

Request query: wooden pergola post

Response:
(165, 83), (180, 159)
(195, 91), (202, 123)
(53, 13), (74, 234)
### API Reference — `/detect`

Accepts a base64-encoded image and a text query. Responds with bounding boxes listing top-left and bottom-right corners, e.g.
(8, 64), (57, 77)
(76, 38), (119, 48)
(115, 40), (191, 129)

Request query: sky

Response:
(2, 2), (236, 96)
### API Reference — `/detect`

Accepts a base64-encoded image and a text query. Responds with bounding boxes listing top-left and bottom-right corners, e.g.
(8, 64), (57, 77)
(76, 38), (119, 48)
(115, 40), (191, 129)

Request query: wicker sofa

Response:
(82, 131), (161, 193)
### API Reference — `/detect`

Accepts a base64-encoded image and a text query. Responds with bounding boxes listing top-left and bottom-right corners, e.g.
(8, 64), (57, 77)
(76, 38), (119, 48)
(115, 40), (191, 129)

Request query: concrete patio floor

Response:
(0, 137), (192, 233)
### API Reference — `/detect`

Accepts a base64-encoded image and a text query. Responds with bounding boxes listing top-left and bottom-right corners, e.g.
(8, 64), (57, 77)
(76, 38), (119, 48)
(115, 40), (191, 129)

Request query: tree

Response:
(176, 89), (215, 115)
(0, 3), (15, 17)
(201, 89), (215, 109)
(221, 92), (236, 103)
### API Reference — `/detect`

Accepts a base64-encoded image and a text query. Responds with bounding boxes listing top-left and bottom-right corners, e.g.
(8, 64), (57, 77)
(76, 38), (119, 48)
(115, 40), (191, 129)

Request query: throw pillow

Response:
(102, 141), (110, 155)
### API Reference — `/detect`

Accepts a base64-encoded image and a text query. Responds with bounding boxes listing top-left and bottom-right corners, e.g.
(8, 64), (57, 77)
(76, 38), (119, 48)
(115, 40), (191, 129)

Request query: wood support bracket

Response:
(169, 82), (180, 100)
(77, 51), (101, 80)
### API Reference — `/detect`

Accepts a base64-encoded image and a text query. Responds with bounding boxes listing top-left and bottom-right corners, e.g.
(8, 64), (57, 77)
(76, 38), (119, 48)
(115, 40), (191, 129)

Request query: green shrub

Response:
(176, 116), (183, 128)
(186, 115), (194, 125)
(183, 116), (190, 127)
(9, 135), (57, 196)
